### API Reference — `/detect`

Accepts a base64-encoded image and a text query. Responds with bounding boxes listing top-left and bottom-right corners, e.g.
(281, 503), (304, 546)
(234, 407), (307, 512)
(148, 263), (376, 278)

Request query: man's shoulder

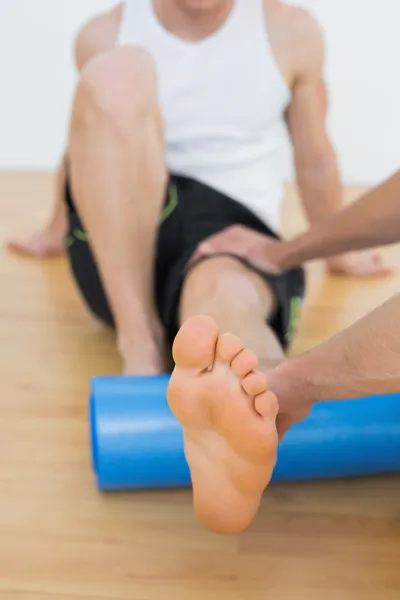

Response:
(264, 1), (321, 37)
(264, 1), (324, 76)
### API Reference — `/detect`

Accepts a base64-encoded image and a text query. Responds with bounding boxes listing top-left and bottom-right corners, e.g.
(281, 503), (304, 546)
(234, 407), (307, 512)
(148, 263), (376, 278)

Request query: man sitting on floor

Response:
(8, 0), (389, 534)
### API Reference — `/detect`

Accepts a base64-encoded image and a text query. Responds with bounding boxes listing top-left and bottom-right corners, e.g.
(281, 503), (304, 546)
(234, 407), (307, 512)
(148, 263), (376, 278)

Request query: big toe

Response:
(172, 315), (219, 371)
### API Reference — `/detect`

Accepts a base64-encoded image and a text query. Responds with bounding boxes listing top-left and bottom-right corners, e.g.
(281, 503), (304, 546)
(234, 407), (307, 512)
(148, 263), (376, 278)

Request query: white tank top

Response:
(118, 0), (291, 230)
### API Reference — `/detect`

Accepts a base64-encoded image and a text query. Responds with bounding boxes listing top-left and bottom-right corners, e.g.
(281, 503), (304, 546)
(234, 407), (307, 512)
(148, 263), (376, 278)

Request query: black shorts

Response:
(65, 174), (305, 352)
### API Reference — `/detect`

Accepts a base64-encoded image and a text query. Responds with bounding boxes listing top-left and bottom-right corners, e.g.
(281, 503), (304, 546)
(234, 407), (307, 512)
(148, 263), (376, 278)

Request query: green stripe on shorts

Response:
(160, 183), (178, 223)
(73, 228), (89, 242)
(287, 296), (302, 344)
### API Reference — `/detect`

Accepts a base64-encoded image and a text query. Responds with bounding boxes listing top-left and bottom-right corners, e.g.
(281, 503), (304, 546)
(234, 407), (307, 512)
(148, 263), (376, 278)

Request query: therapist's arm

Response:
(267, 291), (400, 435)
(279, 169), (400, 269)
(193, 170), (400, 275)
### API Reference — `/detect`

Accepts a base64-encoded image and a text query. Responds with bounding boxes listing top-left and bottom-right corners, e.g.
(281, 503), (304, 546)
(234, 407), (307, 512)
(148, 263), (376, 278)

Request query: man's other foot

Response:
(7, 224), (66, 258)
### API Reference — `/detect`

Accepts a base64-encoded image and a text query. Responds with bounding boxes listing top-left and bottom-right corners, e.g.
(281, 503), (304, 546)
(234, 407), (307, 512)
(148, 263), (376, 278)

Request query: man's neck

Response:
(154, 0), (234, 42)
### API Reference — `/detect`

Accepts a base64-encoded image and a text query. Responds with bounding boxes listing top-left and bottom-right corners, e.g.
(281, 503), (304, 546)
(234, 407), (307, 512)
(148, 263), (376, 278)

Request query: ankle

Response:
(117, 309), (162, 343)
(119, 337), (166, 376)
(118, 331), (157, 355)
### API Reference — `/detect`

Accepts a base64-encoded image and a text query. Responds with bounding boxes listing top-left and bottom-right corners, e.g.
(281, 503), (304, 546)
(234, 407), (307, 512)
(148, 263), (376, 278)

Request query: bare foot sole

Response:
(167, 315), (279, 534)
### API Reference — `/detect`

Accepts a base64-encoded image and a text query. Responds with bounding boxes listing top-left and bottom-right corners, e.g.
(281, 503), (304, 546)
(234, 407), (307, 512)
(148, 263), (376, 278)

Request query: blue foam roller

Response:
(90, 375), (400, 491)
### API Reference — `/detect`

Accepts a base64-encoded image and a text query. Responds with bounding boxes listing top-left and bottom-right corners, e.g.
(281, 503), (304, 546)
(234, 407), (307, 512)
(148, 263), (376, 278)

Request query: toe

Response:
(231, 349), (258, 378)
(172, 315), (219, 371)
(242, 370), (268, 396)
(216, 332), (245, 365)
(254, 390), (279, 419)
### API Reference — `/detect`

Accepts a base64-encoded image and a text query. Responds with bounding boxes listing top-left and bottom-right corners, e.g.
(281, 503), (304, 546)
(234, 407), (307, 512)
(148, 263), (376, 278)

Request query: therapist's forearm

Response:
(274, 293), (400, 414)
(279, 169), (400, 270)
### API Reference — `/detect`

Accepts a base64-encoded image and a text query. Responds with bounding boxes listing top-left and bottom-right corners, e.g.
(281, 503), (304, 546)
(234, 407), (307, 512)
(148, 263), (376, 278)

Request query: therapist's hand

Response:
(191, 224), (286, 274)
(265, 359), (313, 439)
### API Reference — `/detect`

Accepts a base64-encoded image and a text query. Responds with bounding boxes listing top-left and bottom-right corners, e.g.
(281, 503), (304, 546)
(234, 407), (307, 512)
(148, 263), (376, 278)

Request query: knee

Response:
(73, 47), (158, 131)
(74, 17), (105, 71)
(183, 258), (265, 313)
(74, 4), (123, 71)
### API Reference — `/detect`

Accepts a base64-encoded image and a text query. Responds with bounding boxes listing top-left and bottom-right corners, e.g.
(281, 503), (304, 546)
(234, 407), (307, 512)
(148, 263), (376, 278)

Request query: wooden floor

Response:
(0, 172), (399, 600)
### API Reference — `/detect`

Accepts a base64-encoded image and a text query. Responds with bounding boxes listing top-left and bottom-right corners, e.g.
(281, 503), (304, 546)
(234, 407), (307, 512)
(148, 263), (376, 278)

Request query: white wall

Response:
(0, 0), (399, 185)
(302, 0), (400, 185)
(0, 0), (116, 171)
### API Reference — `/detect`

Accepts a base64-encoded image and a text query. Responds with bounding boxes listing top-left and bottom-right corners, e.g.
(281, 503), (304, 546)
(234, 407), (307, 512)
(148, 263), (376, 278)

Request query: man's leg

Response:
(167, 256), (282, 534)
(69, 46), (167, 374)
(180, 256), (284, 363)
